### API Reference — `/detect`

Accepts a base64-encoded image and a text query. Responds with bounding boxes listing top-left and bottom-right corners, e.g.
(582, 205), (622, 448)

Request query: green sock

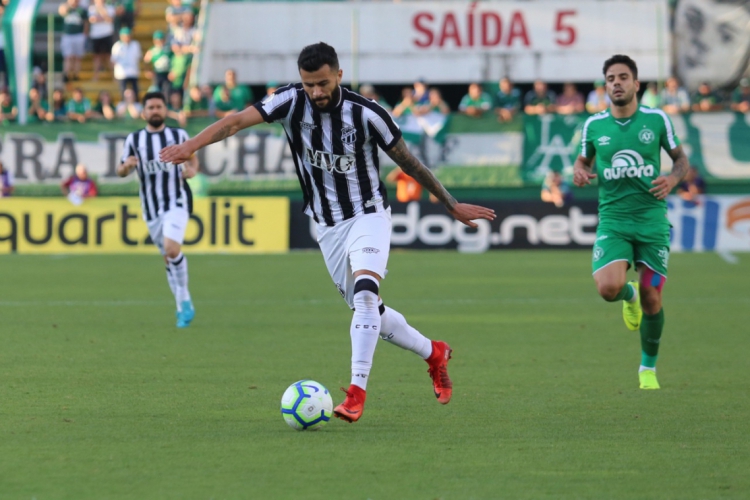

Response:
(605, 283), (635, 302)
(640, 309), (664, 368)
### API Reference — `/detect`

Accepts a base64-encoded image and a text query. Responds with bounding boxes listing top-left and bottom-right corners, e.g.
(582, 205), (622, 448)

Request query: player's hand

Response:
(160, 140), (196, 165)
(448, 203), (496, 228)
(650, 175), (679, 200)
(574, 166), (597, 187)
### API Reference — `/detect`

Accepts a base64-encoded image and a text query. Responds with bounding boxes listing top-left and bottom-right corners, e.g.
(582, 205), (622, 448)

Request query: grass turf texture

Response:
(0, 251), (748, 499)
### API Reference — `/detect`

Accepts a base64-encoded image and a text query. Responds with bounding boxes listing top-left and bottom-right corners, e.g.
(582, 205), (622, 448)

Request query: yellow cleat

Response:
(623, 281), (642, 331)
(639, 369), (660, 390)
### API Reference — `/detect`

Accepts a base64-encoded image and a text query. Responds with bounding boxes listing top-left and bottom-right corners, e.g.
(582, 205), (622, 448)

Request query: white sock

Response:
(350, 276), (381, 390)
(639, 365), (656, 373)
(627, 283), (638, 303)
(168, 253), (191, 308)
(379, 301), (433, 359)
(165, 265), (179, 309)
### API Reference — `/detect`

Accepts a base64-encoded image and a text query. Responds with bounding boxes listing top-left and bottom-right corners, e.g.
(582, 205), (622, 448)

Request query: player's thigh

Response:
(162, 209), (189, 245)
(317, 223), (354, 308)
(147, 216), (165, 256)
(346, 210), (391, 280)
(634, 225), (670, 279)
(591, 224), (634, 277)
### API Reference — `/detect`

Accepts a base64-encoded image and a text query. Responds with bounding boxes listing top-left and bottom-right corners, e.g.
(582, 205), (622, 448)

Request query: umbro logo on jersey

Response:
(300, 121), (317, 131)
(598, 136), (611, 146)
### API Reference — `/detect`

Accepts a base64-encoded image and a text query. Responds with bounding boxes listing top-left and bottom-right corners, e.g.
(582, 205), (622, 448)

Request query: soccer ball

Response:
(280, 380), (333, 431)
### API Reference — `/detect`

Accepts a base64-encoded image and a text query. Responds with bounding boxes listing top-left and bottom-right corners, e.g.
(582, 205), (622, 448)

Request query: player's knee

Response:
(164, 243), (181, 260)
(352, 275), (379, 311)
(597, 281), (623, 302)
(640, 291), (662, 315)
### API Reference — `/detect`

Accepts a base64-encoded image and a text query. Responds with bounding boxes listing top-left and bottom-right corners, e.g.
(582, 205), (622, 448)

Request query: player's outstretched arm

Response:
(385, 138), (495, 228)
(573, 155), (597, 187)
(117, 156), (138, 177)
(160, 106), (265, 164)
(650, 145), (689, 200)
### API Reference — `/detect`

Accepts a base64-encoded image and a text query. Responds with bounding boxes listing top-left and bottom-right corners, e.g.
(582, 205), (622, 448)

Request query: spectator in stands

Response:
(427, 87), (450, 116)
(116, 88), (142, 119)
(359, 84), (391, 111)
(214, 85), (238, 118)
(111, 27), (141, 99)
(166, 0), (189, 35)
(144, 31), (171, 96)
(660, 77), (690, 115)
(93, 90), (115, 120)
(495, 77), (521, 122)
(413, 79), (430, 107)
(556, 83), (585, 115)
(45, 89), (68, 122)
(183, 85), (209, 118)
(0, 89), (17, 124)
(172, 12), (198, 53)
(213, 69), (252, 112)
(61, 163), (98, 204)
(66, 87), (93, 123)
(168, 90), (186, 126)
(0, 159), (13, 197)
(677, 166), (705, 205)
(392, 87), (415, 118)
(200, 84), (214, 108)
(27, 88), (48, 123)
(540, 171), (572, 208)
(641, 82), (660, 108)
(524, 80), (556, 115)
(59, 0), (88, 82)
(586, 79), (610, 113)
(32, 66), (47, 97)
(113, 0), (137, 34)
(167, 46), (190, 93)
(459, 83), (493, 118)
(88, 0), (115, 81)
(731, 78), (750, 113)
(387, 166), (422, 203)
(691, 81), (724, 112)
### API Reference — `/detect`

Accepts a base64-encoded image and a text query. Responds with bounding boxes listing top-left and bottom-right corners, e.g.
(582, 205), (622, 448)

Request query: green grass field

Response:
(1, 251), (748, 499)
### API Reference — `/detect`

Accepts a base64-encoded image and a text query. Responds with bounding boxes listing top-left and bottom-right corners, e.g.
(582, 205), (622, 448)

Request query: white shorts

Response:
(146, 209), (189, 255)
(317, 210), (391, 309)
(61, 34), (86, 58)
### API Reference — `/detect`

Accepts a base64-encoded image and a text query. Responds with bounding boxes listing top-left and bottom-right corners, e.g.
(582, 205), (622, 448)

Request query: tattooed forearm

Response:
(385, 139), (456, 210)
(210, 125), (232, 144)
(668, 145), (689, 182)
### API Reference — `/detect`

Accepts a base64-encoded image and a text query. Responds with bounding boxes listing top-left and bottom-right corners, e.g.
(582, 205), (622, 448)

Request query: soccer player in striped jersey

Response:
(573, 55), (689, 389)
(161, 43), (495, 422)
(117, 91), (199, 328)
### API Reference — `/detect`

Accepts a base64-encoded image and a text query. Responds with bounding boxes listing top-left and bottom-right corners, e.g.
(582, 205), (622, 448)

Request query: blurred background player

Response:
(574, 55), (689, 390)
(117, 92), (198, 327)
(61, 163), (98, 205)
(160, 42), (496, 423)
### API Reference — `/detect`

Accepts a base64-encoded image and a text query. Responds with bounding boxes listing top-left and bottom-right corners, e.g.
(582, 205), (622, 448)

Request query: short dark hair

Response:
(297, 42), (339, 73)
(142, 91), (166, 106)
(603, 55), (638, 80)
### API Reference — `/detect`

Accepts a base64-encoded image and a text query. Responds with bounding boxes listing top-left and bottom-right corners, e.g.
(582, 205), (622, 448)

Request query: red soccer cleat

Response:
(426, 340), (453, 404)
(333, 385), (367, 423)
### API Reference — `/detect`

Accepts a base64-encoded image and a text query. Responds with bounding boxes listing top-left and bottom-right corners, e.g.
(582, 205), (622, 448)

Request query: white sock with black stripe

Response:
(167, 252), (191, 309)
(165, 265), (179, 309)
(378, 299), (433, 359)
(350, 275), (381, 390)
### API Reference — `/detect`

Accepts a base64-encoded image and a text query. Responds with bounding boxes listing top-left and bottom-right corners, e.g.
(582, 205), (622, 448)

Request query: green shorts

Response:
(592, 221), (670, 277)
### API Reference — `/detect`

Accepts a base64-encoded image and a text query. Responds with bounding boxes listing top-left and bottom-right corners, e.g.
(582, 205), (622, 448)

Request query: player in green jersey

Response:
(573, 55), (689, 390)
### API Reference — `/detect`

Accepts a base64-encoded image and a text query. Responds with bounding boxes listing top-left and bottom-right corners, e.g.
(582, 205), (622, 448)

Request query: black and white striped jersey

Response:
(254, 84), (402, 226)
(121, 126), (193, 222)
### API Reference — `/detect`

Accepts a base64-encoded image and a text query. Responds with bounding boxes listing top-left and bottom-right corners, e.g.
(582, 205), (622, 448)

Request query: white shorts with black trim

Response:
(146, 208), (189, 255)
(316, 209), (391, 309)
